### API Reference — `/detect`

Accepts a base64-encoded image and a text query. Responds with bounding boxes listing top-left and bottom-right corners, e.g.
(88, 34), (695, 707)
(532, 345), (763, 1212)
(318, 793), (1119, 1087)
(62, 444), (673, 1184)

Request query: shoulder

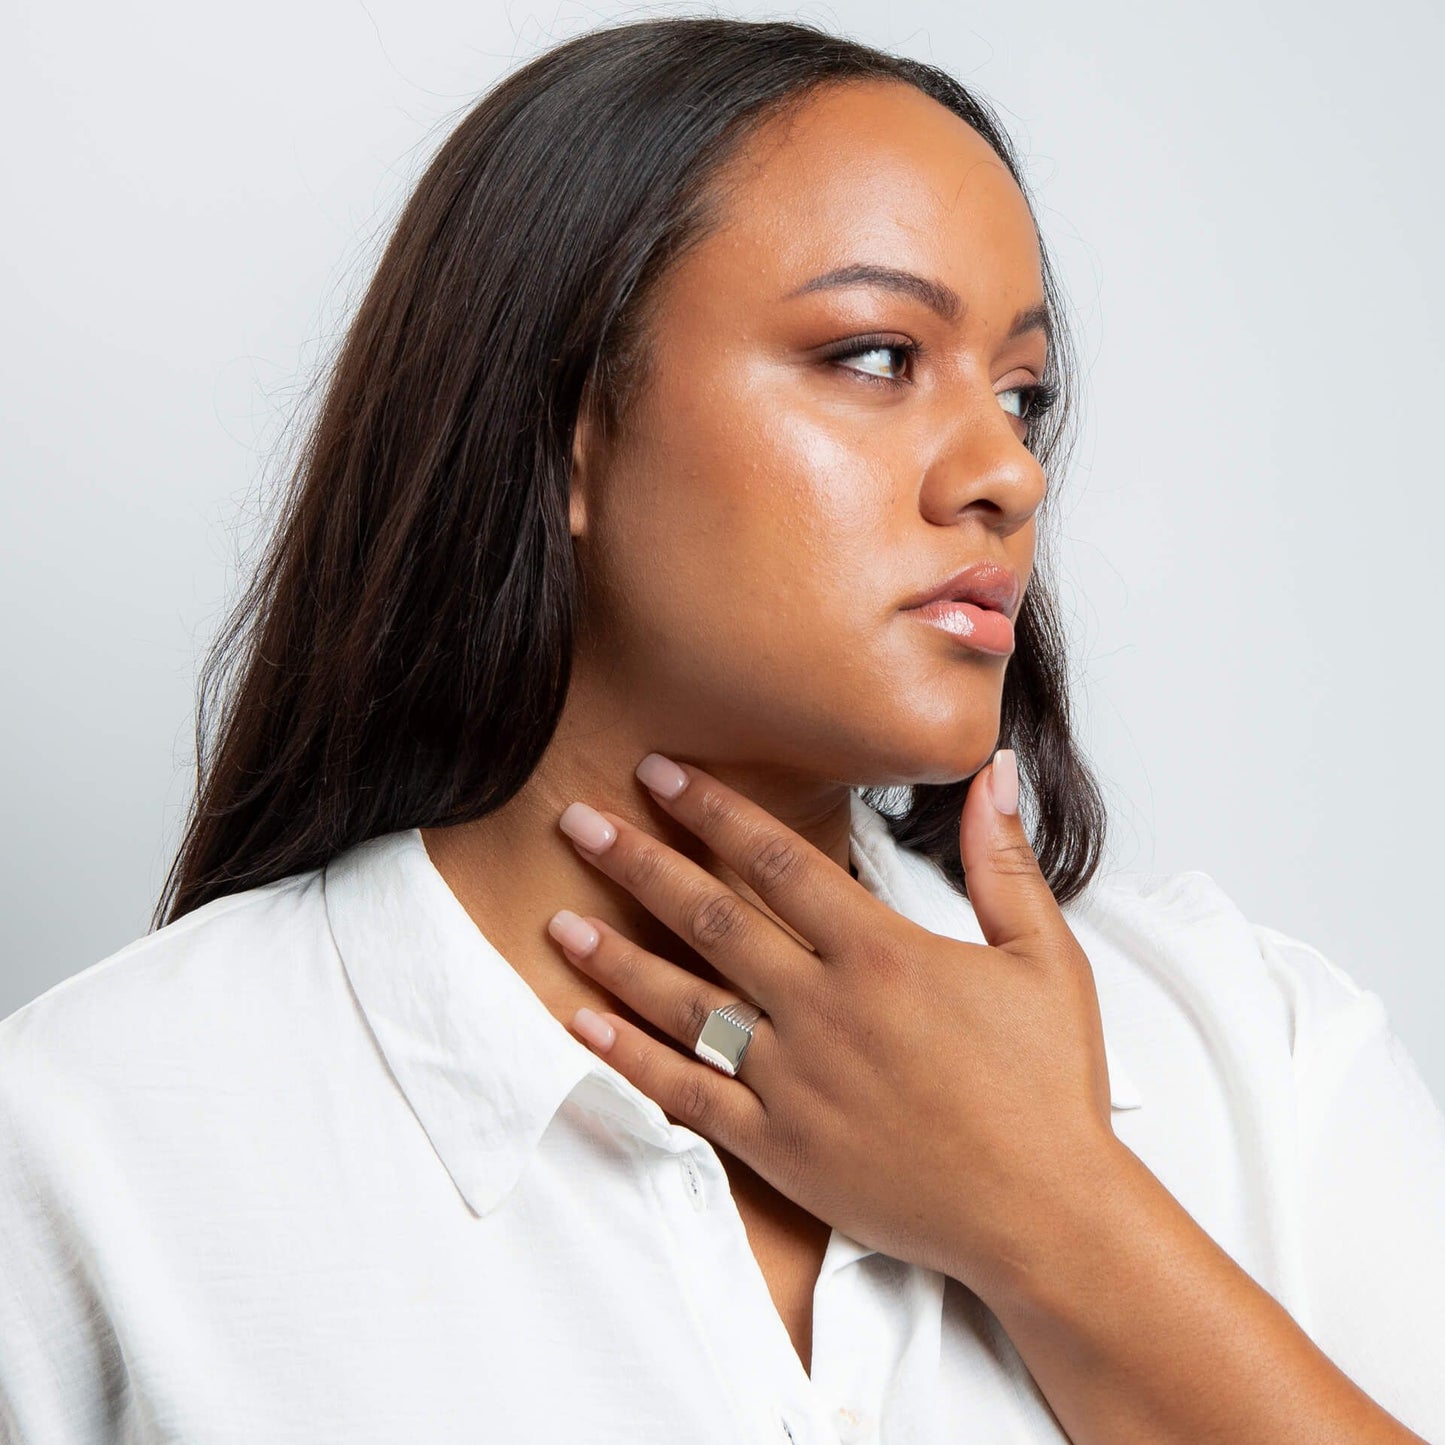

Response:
(1060, 866), (1403, 1179)
(1073, 863), (1264, 940)
(0, 865), (343, 1416)
(1077, 865), (1391, 1038)
(0, 865), (330, 1043)
(0, 865), (335, 1143)
(1068, 865), (1443, 1149)
(1067, 865), (1371, 1055)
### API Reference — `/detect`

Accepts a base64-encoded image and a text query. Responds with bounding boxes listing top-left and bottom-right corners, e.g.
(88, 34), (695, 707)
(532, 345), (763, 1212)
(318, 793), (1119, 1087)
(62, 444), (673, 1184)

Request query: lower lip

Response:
(906, 600), (1015, 655)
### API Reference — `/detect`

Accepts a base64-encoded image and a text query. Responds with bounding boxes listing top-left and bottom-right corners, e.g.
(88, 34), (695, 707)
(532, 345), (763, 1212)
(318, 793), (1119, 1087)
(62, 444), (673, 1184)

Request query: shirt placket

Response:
(660, 1131), (951, 1444)
(573, 1052), (945, 1445)
(811, 1248), (946, 1444)
(634, 1119), (846, 1445)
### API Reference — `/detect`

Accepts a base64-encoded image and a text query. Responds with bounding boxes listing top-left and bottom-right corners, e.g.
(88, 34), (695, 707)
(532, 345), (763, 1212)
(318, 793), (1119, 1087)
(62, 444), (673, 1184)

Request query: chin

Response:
(847, 726), (999, 791)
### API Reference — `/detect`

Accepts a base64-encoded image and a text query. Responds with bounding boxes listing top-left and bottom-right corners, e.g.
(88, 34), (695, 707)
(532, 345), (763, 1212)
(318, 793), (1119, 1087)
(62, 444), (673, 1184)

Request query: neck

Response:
(420, 734), (855, 1041)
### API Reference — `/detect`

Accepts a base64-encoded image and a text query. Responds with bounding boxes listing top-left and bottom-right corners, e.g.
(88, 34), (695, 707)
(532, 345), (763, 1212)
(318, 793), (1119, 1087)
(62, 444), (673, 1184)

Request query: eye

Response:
(998, 381), (1060, 425)
(825, 336), (919, 385)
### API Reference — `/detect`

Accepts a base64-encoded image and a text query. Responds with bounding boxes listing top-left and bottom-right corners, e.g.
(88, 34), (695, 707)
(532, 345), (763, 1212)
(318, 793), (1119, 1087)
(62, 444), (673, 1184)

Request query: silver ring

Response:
(693, 1001), (765, 1078)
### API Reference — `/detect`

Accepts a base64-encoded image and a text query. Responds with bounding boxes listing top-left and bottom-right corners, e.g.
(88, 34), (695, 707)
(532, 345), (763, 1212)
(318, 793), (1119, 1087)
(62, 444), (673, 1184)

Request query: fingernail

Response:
(572, 1006), (615, 1051)
(548, 909), (599, 956)
(991, 749), (1019, 815)
(559, 801), (617, 852)
(636, 752), (688, 799)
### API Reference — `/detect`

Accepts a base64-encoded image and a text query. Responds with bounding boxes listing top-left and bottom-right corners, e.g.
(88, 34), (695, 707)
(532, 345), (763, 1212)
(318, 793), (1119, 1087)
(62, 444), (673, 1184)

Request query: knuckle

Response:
(994, 838), (1043, 881)
(694, 785), (731, 837)
(1061, 944), (1098, 987)
(1017, 940), (1091, 993)
(673, 988), (714, 1048)
(764, 1112), (810, 1189)
(686, 890), (747, 952)
(617, 838), (668, 894)
(676, 1070), (716, 1129)
(607, 940), (651, 992)
(628, 1045), (665, 1106)
(746, 833), (804, 894)
(866, 935), (916, 986)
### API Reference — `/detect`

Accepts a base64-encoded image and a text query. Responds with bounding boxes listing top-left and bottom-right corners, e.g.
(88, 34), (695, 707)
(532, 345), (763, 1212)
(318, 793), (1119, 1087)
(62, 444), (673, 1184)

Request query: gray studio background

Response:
(4, 0), (1442, 1110)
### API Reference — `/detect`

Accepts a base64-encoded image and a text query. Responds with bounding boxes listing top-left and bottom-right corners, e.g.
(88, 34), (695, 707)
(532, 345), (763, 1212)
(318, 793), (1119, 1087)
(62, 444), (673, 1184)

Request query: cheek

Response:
(592, 384), (897, 658)
(574, 390), (1011, 775)
(575, 355), (1016, 779)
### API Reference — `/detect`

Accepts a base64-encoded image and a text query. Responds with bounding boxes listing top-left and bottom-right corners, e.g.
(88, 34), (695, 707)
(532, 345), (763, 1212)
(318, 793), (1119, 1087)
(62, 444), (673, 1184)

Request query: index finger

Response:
(632, 752), (872, 956)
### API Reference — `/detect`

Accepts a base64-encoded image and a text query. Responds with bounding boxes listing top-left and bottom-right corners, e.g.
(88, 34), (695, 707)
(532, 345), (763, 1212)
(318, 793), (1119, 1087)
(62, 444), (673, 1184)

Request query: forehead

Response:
(694, 77), (1042, 304)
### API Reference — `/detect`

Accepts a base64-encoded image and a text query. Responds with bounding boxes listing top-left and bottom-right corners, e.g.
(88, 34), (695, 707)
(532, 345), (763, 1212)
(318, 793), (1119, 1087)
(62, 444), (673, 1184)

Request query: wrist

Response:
(959, 1133), (1149, 1319)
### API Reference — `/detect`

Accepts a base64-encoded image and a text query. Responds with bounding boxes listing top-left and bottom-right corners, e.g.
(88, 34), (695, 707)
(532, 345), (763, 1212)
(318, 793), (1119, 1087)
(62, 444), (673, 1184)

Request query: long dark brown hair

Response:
(153, 14), (1108, 930)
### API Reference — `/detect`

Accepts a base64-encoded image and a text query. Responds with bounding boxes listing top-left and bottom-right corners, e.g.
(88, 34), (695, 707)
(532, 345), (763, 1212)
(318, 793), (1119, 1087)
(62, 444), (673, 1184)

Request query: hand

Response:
(548, 749), (1125, 1302)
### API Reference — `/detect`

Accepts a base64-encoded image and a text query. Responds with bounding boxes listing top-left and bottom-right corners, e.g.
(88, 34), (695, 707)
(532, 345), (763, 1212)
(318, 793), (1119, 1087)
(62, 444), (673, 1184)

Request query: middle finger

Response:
(546, 908), (781, 1092)
(557, 800), (812, 1011)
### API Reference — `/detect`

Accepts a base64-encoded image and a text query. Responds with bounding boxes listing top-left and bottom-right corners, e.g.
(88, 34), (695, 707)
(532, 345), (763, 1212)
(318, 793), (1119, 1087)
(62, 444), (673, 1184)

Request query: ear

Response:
(569, 377), (604, 539)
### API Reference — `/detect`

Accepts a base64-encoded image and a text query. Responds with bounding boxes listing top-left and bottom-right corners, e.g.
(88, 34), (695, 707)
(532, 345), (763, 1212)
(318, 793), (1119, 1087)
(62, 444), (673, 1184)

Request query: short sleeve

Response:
(1255, 924), (1445, 1441)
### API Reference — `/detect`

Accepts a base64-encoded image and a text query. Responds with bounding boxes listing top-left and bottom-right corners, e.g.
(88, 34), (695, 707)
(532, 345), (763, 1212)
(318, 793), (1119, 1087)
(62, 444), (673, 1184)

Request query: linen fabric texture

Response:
(2, 792), (1443, 1443)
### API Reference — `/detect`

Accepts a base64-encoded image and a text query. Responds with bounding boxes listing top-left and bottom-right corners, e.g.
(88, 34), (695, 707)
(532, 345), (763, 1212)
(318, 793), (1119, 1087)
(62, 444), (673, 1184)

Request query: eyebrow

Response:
(782, 262), (1052, 346)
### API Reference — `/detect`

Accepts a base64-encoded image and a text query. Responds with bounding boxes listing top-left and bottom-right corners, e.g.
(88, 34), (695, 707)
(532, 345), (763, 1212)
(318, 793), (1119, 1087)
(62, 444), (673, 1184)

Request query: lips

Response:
(902, 560), (1021, 618)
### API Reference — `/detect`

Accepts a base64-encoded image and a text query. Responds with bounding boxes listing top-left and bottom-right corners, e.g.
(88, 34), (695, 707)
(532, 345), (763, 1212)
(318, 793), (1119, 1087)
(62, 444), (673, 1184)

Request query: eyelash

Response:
(824, 335), (1060, 426)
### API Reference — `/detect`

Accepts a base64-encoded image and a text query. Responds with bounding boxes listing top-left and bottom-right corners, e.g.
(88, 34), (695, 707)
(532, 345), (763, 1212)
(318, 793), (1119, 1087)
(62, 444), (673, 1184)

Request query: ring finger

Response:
(546, 909), (777, 1092)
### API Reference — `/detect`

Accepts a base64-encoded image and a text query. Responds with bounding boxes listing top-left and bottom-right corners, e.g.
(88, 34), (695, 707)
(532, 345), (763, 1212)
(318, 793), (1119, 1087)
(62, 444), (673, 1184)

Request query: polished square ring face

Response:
(694, 1003), (762, 1077)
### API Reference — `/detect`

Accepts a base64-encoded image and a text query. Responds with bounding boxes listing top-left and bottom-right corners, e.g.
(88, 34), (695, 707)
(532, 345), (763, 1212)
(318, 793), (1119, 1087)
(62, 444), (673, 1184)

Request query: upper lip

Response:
(903, 560), (1021, 617)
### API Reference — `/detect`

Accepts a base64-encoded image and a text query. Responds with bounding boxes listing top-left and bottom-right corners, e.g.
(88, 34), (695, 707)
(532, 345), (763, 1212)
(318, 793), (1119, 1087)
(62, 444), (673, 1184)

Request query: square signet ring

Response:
(693, 1001), (765, 1077)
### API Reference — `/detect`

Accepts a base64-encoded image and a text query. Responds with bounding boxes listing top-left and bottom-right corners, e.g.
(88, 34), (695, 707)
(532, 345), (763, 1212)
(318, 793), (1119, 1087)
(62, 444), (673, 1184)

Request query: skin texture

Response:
(420, 79), (1430, 1441)
(423, 75), (1047, 1371)
(554, 758), (1425, 1442)
(426, 75), (1047, 1007)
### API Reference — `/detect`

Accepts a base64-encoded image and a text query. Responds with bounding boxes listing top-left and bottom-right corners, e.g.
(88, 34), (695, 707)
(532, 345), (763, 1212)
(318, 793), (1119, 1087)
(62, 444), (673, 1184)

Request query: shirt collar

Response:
(324, 789), (1142, 1221)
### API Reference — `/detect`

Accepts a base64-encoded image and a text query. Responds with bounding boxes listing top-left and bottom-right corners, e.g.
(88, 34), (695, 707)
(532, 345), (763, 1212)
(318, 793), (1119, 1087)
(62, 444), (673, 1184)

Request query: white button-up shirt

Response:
(2, 792), (1443, 1442)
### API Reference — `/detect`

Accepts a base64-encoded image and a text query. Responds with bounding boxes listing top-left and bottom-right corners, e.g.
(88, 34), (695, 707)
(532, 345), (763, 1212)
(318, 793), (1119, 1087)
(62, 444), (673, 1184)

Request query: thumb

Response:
(958, 748), (1063, 955)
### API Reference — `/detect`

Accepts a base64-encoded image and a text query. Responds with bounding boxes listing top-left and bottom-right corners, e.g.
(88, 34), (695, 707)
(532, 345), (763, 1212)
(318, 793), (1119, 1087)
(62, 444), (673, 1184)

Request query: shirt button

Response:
(834, 1404), (872, 1442)
(678, 1153), (707, 1211)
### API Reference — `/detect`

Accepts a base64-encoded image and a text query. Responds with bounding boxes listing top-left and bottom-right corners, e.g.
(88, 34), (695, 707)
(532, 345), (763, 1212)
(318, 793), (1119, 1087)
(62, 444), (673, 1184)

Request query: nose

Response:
(916, 389), (1048, 537)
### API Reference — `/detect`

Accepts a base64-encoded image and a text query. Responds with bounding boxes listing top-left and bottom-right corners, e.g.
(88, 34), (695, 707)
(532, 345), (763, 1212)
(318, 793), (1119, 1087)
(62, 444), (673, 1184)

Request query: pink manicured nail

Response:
(548, 909), (599, 956)
(559, 801), (617, 852)
(572, 1006), (616, 1051)
(636, 752), (688, 799)
(991, 749), (1019, 815)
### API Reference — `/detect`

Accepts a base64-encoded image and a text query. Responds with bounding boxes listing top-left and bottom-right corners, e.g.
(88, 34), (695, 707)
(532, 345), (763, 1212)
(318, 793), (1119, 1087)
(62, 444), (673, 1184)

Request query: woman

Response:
(2, 15), (1441, 1443)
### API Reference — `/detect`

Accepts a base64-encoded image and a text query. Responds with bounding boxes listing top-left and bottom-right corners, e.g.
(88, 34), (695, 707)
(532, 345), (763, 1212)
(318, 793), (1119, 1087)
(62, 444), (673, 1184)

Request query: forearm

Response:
(967, 1140), (1427, 1445)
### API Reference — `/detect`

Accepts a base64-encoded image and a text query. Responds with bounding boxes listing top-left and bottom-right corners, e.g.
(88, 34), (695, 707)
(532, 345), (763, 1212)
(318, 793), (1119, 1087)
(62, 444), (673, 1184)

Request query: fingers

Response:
(565, 997), (769, 1153)
(547, 908), (781, 1097)
(631, 753), (874, 957)
(957, 749), (1069, 957)
(558, 800), (808, 1011)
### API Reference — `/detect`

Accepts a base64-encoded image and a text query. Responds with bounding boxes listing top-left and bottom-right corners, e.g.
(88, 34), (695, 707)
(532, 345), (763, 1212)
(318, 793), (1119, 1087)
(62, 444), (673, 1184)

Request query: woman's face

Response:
(569, 78), (1050, 789)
